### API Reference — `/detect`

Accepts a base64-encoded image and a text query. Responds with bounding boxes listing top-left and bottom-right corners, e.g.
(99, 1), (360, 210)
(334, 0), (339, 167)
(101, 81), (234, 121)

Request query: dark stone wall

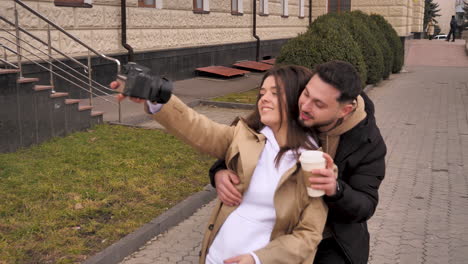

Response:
(18, 38), (290, 99)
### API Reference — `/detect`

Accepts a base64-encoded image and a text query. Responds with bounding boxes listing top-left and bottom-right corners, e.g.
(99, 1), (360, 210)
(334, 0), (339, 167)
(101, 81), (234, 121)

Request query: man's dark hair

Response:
(314, 60), (362, 103)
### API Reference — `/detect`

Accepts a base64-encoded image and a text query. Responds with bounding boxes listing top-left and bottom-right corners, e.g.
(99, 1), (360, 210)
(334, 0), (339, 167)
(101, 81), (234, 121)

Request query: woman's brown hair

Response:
(237, 65), (318, 166)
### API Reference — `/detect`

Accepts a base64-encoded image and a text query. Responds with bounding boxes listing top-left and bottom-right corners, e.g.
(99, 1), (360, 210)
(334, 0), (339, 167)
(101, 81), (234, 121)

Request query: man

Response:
(446, 15), (457, 42)
(209, 61), (386, 264)
(426, 20), (435, 40)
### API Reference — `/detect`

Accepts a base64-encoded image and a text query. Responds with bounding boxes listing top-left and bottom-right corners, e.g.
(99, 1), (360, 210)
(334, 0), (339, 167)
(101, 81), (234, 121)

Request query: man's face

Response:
(298, 74), (351, 131)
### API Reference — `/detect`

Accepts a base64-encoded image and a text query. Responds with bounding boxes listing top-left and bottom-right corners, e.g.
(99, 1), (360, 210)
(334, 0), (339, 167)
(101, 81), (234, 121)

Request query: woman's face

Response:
(258, 75), (287, 132)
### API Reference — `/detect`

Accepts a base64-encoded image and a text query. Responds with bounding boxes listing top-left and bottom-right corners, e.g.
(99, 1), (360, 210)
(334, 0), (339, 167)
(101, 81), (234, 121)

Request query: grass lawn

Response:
(0, 124), (214, 263)
(211, 88), (259, 104)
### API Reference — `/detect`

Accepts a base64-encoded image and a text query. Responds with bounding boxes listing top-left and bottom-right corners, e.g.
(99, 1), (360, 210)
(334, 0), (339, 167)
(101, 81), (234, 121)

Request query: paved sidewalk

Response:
(120, 40), (468, 264)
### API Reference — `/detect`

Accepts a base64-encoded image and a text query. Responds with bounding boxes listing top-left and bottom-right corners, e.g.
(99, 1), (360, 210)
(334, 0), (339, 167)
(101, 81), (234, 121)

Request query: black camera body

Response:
(116, 62), (173, 104)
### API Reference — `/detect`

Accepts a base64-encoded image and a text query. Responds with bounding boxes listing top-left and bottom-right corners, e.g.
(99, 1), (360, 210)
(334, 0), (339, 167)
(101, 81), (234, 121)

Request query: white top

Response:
(206, 126), (317, 264)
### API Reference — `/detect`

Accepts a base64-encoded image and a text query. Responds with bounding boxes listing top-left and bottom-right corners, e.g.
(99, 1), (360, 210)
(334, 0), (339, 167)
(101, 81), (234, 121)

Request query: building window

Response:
(193, 0), (210, 13)
(232, 0), (243, 15)
(138, 0), (162, 8)
(54, 0), (92, 8)
(260, 0), (269, 16)
(328, 0), (351, 13)
(281, 0), (288, 17)
(299, 0), (305, 18)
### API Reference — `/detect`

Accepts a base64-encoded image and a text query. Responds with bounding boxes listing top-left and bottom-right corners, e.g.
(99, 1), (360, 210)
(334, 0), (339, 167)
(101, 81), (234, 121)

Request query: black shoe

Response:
(452, 40), (455, 42)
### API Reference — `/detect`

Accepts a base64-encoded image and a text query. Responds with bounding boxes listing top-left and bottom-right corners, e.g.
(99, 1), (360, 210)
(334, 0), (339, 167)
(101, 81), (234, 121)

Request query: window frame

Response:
(259, 0), (269, 16)
(328, 0), (351, 13)
(137, 0), (162, 9)
(193, 0), (210, 14)
(54, 0), (92, 8)
(281, 0), (289, 18)
(231, 0), (243, 16)
(299, 0), (305, 18)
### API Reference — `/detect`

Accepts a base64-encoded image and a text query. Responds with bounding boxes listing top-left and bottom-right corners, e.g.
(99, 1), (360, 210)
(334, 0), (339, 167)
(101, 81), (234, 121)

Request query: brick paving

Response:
(120, 40), (468, 264)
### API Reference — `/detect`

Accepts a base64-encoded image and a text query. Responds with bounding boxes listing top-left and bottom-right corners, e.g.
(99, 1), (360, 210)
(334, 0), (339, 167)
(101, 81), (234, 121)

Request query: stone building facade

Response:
(0, 0), (424, 84)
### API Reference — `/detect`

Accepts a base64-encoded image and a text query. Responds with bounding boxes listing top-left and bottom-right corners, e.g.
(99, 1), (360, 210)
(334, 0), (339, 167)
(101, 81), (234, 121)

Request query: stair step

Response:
(91, 111), (104, 117)
(65, 99), (80, 105)
(34, 85), (53, 91)
(50, 92), (69, 98)
(17, 77), (39, 84)
(0, 69), (20, 74)
(79, 105), (93, 111)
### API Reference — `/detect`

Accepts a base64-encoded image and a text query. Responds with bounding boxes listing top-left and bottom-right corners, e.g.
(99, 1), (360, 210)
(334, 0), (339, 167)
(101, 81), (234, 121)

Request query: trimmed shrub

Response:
(278, 15), (367, 87)
(351, 10), (393, 79)
(370, 14), (404, 73)
(341, 12), (384, 84)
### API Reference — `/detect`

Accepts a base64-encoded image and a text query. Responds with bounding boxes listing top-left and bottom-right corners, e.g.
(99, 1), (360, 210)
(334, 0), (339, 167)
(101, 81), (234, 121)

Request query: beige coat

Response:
(152, 96), (328, 263)
(427, 21), (435, 35)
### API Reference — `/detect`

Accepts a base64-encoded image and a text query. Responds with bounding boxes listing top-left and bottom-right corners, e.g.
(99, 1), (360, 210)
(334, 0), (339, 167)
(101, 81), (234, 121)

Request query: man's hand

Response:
(224, 254), (255, 264)
(110, 81), (146, 103)
(215, 169), (242, 206)
(309, 152), (339, 196)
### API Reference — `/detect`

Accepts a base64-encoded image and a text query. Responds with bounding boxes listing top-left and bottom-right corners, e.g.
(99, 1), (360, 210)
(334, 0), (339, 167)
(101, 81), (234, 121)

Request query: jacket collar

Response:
(334, 93), (375, 162)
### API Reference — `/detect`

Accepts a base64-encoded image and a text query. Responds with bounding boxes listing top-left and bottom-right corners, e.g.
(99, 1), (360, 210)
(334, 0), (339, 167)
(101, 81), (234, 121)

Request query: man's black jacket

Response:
(208, 93), (386, 264)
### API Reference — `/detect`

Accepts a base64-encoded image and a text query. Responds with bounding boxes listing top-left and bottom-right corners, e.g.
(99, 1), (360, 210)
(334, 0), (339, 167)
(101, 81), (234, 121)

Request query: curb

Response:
(363, 83), (375, 93)
(83, 185), (217, 264)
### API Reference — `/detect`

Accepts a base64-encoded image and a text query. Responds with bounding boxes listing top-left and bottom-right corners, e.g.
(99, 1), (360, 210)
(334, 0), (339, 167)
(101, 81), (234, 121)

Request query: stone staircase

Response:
(0, 69), (104, 153)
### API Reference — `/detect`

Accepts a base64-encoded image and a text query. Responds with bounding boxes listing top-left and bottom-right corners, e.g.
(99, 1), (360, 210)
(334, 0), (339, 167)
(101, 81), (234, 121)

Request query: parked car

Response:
(433, 34), (447, 40)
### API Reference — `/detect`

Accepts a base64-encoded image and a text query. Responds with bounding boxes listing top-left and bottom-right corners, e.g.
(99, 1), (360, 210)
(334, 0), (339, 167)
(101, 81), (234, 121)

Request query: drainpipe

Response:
(252, 0), (260, 61)
(309, 0), (312, 26)
(121, 0), (134, 62)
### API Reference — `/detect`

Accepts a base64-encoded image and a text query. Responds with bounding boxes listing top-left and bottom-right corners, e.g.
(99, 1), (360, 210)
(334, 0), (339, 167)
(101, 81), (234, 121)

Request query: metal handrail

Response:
(0, 0), (123, 122)
(0, 36), (116, 98)
(0, 16), (88, 71)
(0, 30), (115, 93)
(1, 44), (118, 106)
(0, 56), (19, 69)
(13, 0), (120, 74)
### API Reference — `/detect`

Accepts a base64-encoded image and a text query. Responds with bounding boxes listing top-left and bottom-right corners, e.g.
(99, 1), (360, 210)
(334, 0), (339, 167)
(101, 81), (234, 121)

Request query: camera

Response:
(116, 62), (173, 104)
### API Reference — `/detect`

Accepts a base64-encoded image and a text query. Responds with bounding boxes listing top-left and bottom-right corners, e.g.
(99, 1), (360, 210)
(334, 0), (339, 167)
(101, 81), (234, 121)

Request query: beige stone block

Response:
(392, 0), (408, 6)
(388, 16), (408, 27)
(312, 0), (325, 7)
(132, 27), (254, 50)
(0, 0), (41, 30)
(258, 26), (306, 40)
(169, 10), (204, 29)
(394, 26), (408, 36)
(351, 6), (371, 14)
(163, 0), (192, 11)
(75, 5), (106, 28)
(311, 7), (326, 19)
(0, 0), (15, 24)
(103, 6), (121, 28)
(125, 0), (138, 7)
(90, 29), (121, 53)
(388, 6), (407, 17)
(0, 31), (17, 59)
(269, 1), (285, 16)
(243, 0), (253, 14)
(37, 2), (75, 29)
(209, 0), (231, 13)
(367, 6), (388, 16)
(59, 30), (93, 54)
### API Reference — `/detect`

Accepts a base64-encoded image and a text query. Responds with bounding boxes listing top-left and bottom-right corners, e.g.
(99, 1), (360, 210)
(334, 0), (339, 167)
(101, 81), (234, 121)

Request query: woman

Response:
(114, 65), (328, 263)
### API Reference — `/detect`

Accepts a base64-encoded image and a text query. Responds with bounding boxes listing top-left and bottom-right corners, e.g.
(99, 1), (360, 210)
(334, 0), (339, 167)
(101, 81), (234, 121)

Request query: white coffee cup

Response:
(299, 150), (326, 197)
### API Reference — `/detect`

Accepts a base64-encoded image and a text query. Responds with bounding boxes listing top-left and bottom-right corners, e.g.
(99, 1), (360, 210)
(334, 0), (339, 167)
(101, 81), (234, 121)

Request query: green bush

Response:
(277, 15), (367, 87)
(351, 10), (393, 79)
(370, 14), (404, 73)
(341, 12), (384, 84)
